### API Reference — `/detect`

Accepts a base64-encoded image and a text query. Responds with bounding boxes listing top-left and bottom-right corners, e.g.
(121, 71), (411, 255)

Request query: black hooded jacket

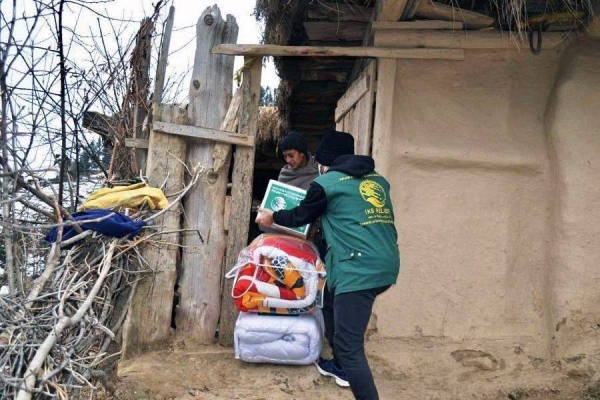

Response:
(273, 155), (375, 227)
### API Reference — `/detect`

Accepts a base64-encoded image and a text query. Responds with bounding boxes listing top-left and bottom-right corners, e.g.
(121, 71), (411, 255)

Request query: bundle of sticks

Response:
(0, 167), (203, 399)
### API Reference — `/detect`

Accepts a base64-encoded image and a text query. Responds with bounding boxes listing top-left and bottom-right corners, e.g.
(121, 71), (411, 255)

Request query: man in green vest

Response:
(256, 129), (400, 400)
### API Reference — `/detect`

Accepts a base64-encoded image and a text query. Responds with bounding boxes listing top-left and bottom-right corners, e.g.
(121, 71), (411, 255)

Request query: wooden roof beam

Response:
(372, 20), (464, 30)
(212, 44), (465, 60)
(374, 30), (570, 50)
(377, 0), (409, 22)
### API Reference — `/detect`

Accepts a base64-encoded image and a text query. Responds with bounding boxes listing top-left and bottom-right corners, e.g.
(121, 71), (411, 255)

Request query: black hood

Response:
(328, 154), (375, 177)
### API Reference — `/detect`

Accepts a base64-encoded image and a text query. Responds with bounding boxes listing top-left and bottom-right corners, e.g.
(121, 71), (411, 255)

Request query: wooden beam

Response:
(213, 44), (465, 60)
(124, 138), (149, 149)
(374, 30), (569, 49)
(372, 20), (464, 30)
(375, 30), (567, 50)
(132, 17), (154, 177)
(377, 0), (409, 22)
(153, 120), (254, 147)
(304, 21), (368, 42)
(414, 0), (494, 30)
(154, 6), (175, 104)
(335, 73), (370, 122)
(308, 2), (373, 22)
(219, 56), (262, 346)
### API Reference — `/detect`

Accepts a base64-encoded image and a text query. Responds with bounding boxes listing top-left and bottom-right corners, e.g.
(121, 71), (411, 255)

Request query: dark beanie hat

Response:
(315, 129), (354, 166)
(279, 131), (308, 158)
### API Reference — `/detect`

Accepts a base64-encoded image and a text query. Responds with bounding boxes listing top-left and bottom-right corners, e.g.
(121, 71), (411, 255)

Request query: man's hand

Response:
(255, 208), (274, 227)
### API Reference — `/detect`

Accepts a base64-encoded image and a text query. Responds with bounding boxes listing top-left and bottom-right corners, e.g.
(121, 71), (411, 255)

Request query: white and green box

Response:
(259, 179), (311, 237)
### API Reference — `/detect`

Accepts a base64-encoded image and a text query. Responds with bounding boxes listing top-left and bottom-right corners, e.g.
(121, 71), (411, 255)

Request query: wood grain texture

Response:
(177, 5), (238, 342)
(213, 44), (465, 60)
(218, 57), (262, 346)
(336, 62), (377, 156)
(122, 104), (187, 358)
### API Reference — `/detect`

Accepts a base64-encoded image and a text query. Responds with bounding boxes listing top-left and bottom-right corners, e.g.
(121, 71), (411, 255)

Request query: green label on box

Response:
(260, 180), (310, 237)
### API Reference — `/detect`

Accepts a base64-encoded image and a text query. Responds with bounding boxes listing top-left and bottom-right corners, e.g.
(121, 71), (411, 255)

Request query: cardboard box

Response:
(259, 179), (311, 238)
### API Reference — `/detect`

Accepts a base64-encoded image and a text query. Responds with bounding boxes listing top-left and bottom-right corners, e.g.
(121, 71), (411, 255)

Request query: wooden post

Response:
(177, 5), (238, 342)
(218, 56), (262, 346)
(154, 6), (175, 104)
(371, 58), (397, 180)
(122, 104), (187, 358)
(132, 17), (154, 176)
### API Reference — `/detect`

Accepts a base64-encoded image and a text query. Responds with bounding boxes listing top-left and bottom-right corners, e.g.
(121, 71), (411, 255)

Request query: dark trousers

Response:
(323, 285), (390, 400)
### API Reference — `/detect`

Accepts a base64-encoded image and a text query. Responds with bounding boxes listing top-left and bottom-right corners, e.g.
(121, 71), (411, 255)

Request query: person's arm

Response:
(255, 182), (327, 228)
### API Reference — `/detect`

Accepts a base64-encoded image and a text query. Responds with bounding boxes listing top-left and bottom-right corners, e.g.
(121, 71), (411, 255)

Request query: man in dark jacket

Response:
(256, 130), (401, 400)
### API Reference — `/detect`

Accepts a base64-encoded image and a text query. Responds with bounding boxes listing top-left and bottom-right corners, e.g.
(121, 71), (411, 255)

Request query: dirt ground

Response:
(104, 334), (600, 400)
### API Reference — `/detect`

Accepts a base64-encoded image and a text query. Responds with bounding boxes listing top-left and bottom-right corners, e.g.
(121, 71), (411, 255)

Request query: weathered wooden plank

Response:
(304, 21), (368, 42)
(308, 2), (372, 22)
(371, 58), (397, 179)
(153, 120), (253, 147)
(377, 0), (409, 22)
(372, 20), (464, 30)
(178, 5), (238, 342)
(223, 195), (232, 230)
(374, 29), (568, 49)
(212, 91), (242, 173)
(124, 138), (149, 148)
(154, 6), (175, 104)
(122, 103), (187, 358)
(335, 73), (370, 122)
(414, 0), (494, 29)
(213, 44), (465, 60)
(132, 17), (154, 176)
(337, 62), (377, 156)
(218, 57), (262, 346)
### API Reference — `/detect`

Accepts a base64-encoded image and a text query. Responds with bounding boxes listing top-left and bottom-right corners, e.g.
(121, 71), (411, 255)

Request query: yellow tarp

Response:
(79, 182), (168, 211)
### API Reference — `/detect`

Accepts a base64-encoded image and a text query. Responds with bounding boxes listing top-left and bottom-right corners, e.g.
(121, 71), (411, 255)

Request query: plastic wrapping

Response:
(226, 234), (326, 315)
(234, 309), (324, 365)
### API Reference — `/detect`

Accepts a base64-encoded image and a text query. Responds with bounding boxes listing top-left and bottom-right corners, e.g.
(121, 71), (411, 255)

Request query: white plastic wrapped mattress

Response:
(234, 310), (323, 365)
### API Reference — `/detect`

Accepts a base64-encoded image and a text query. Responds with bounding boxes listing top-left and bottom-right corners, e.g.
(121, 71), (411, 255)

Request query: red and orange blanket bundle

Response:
(226, 233), (326, 315)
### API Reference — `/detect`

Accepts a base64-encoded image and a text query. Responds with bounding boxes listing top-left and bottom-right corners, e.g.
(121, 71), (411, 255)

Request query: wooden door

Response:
(334, 60), (377, 156)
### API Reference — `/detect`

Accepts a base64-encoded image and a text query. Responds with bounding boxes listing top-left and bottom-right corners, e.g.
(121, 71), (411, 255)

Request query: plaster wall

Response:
(372, 39), (600, 358)
(544, 36), (600, 358)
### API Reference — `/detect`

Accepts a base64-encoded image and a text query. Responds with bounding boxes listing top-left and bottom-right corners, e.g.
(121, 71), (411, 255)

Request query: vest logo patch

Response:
(359, 179), (386, 208)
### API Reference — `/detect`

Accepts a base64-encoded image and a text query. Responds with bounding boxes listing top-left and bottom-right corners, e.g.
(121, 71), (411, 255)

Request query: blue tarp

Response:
(46, 209), (145, 243)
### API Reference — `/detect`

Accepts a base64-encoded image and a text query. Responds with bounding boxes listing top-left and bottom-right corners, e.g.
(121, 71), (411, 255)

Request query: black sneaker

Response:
(315, 357), (350, 387)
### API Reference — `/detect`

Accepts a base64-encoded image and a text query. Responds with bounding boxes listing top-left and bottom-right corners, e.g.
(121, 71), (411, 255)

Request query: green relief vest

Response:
(315, 170), (400, 295)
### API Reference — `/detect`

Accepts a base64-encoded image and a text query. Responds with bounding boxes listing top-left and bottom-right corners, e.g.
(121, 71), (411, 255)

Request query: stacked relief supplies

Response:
(226, 232), (326, 365)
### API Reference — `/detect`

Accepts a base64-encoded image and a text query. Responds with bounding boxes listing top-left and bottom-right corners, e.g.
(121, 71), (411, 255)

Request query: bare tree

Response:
(0, 0), (195, 397)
